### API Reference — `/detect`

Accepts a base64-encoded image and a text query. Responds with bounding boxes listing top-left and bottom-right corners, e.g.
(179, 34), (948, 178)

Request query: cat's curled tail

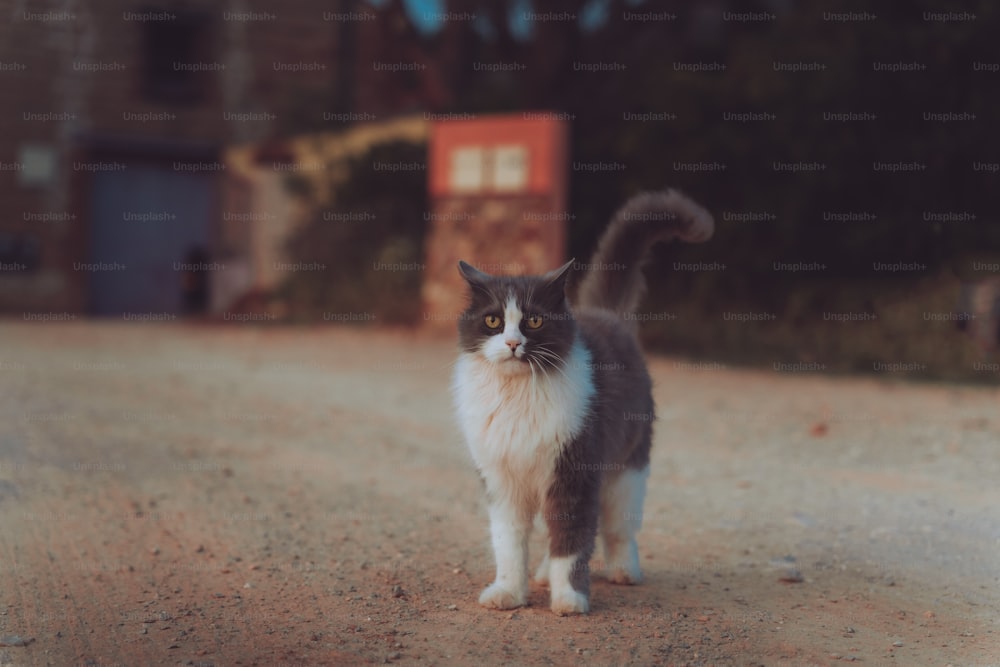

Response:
(574, 189), (714, 318)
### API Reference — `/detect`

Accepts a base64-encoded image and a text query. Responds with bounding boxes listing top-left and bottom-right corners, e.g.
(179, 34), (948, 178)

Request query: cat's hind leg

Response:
(532, 515), (551, 585)
(599, 464), (649, 584)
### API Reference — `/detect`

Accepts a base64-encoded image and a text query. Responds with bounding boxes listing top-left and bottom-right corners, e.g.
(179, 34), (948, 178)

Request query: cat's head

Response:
(457, 259), (576, 376)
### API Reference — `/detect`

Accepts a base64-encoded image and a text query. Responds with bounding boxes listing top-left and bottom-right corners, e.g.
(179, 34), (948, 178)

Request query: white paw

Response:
(606, 563), (642, 585)
(478, 582), (527, 610)
(550, 589), (589, 616)
(602, 541), (642, 584)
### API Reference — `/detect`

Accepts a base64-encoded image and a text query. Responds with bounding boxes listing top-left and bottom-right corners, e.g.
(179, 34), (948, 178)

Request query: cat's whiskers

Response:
(530, 347), (569, 373)
(531, 343), (570, 367)
(528, 346), (575, 384)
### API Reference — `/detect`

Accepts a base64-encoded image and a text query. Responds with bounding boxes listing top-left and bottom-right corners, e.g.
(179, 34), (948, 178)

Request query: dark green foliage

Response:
(277, 0), (1000, 377)
(281, 140), (429, 324)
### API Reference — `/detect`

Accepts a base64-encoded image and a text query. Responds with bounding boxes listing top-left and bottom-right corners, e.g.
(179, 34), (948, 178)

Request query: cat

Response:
(451, 189), (714, 615)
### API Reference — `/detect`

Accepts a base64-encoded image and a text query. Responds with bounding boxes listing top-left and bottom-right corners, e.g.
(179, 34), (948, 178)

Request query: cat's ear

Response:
(458, 260), (492, 286)
(541, 258), (576, 295)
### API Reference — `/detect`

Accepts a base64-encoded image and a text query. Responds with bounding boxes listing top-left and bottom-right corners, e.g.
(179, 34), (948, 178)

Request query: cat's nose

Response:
(505, 339), (520, 352)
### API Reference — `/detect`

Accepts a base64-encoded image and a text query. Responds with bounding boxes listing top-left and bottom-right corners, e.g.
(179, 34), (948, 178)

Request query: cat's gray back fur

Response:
(574, 307), (654, 470)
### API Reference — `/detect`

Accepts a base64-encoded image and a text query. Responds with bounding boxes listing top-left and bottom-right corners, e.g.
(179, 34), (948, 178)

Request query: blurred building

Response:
(423, 114), (569, 327)
(0, 0), (452, 316)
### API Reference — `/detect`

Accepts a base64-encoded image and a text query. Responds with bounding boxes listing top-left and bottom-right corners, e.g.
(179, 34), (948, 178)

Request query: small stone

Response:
(0, 635), (35, 647)
(810, 421), (829, 437)
(387, 652), (401, 661)
(392, 585), (405, 598)
(778, 569), (804, 583)
(243, 582), (252, 589)
(892, 641), (904, 647)
(447, 604), (458, 611)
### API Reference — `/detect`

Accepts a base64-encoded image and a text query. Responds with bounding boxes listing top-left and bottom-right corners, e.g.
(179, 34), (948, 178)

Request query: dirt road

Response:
(0, 322), (997, 666)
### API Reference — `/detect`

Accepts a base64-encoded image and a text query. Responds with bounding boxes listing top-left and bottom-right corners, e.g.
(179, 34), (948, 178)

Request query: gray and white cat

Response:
(452, 190), (714, 615)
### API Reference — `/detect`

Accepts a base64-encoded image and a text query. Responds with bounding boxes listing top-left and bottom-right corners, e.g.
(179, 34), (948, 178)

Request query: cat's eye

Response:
(484, 314), (502, 329)
(525, 314), (544, 329)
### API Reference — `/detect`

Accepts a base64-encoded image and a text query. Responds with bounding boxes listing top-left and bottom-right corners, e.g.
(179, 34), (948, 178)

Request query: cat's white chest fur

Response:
(452, 339), (595, 506)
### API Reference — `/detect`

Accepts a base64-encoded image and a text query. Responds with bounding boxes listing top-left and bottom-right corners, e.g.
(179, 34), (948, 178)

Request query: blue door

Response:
(89, 164), (213, 315)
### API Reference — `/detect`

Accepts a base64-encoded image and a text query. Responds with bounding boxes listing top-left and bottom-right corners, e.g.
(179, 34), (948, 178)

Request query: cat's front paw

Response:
(478, 582), (527, 610)
(550, 589), (589, 616)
